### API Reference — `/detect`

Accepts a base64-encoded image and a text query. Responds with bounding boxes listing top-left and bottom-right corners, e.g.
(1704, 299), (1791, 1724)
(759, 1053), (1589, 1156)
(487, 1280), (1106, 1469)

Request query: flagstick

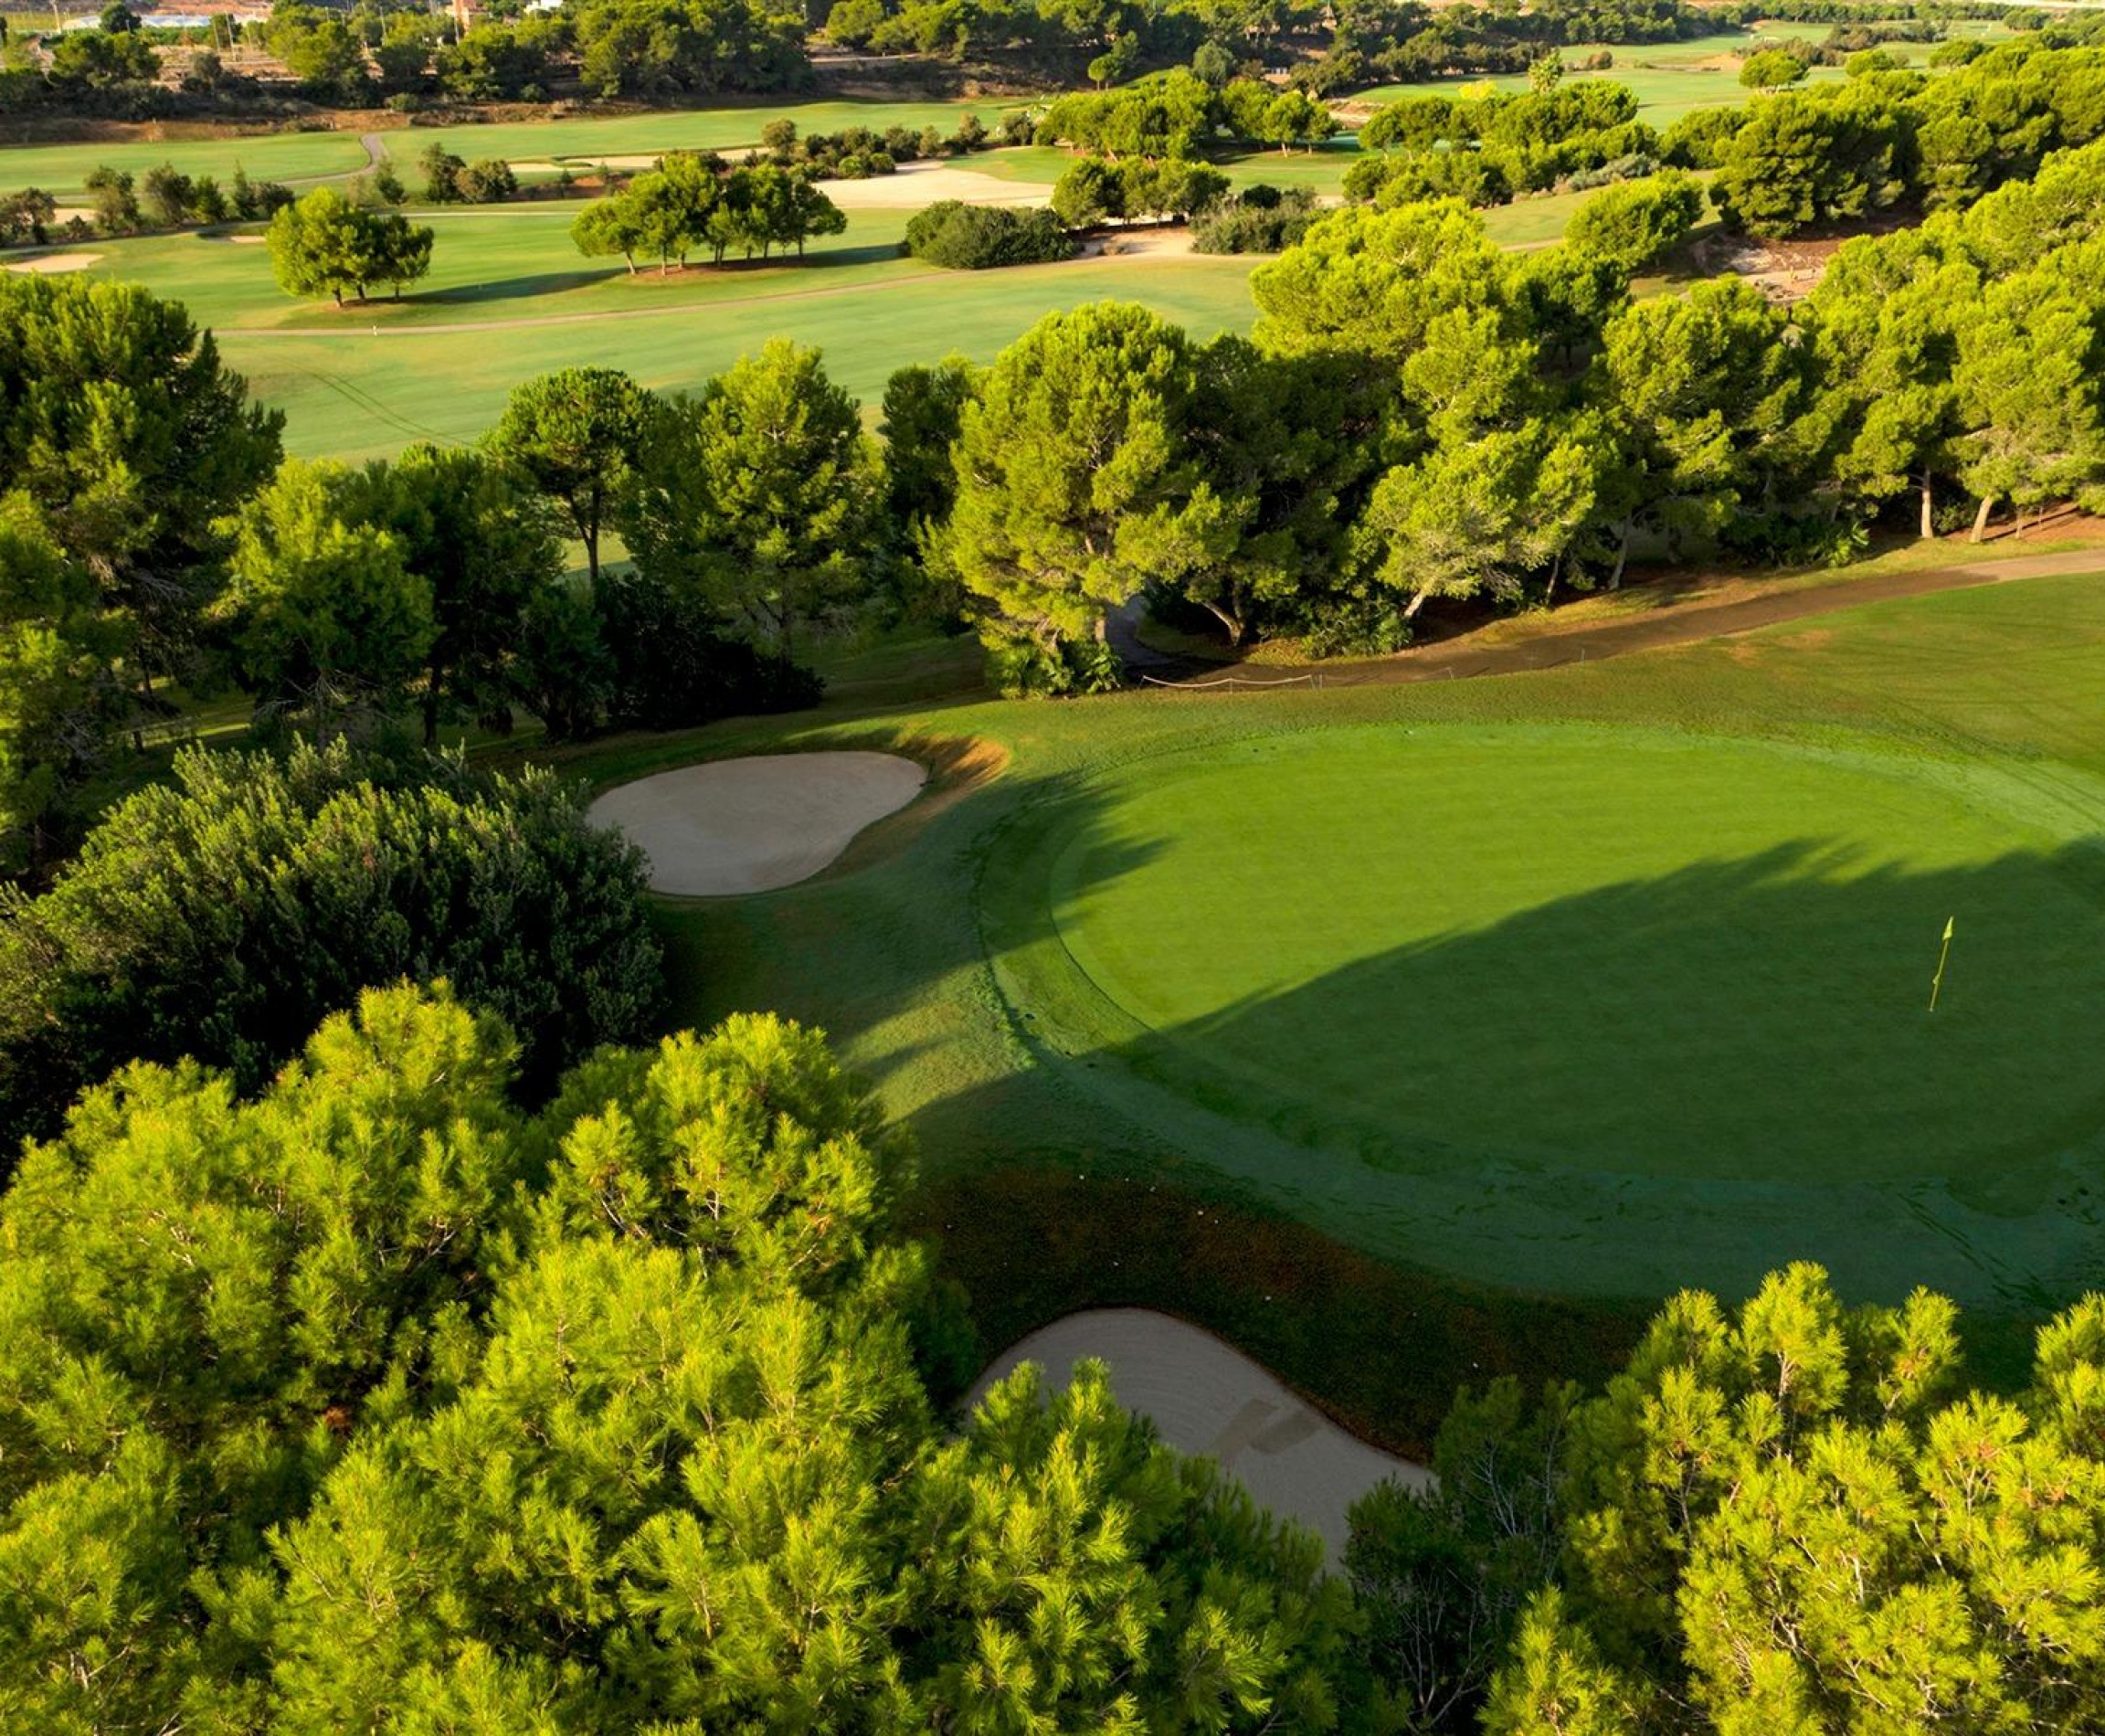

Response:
(1929, 916), (1955, 1013)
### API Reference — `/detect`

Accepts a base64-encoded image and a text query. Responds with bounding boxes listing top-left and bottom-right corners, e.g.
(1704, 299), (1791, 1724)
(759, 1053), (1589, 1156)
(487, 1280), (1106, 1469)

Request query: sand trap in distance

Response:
(969, 1307), (1430, 1561)
(589, 750), (926, 895)
(4, 252), (100, 274)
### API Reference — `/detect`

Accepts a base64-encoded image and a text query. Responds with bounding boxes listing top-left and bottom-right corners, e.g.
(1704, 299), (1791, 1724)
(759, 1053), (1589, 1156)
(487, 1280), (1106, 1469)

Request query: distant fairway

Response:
(50, 207), (1260, 458)
(1024, 725), (2105, 1195)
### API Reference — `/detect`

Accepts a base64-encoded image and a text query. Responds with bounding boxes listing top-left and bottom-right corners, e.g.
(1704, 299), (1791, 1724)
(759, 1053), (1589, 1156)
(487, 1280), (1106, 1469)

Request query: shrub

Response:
(0, 742), (664, 1149)
(902, 200), (1074, 269)
(985, 629), (1123, 697)
(455, 156), (518, 203)
(1190, 184), (1319, 253)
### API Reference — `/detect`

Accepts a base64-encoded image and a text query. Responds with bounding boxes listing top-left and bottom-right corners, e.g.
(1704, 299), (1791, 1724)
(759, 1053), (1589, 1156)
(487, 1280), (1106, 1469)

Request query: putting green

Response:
(1018, 724), (2105, 1201)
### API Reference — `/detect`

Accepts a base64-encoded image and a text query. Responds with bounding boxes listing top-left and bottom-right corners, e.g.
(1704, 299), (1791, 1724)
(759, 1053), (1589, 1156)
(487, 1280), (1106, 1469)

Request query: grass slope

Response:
(561, 557), (2105, 1448)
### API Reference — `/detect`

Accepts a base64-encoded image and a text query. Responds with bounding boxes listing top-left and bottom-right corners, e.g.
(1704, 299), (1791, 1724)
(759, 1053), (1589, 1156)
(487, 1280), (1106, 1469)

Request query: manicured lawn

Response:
(54, 174), (1611, 457)
(0, 129), (374, 202)
(1030, 724), (2105, 1190)
(1355, 32), (1855, 128)
(559, 558), (2105, 1445)
(48, 207), (1256, 456)
(378, 99), (1027, 171)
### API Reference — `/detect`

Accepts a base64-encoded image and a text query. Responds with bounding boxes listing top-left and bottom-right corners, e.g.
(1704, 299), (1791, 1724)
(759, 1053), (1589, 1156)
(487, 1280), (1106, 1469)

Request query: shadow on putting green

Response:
(1096, 838), (2105, 1213)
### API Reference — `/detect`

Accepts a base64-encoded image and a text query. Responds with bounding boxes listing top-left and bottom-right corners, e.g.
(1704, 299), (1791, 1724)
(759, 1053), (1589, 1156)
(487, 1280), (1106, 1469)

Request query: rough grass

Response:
(554, 557), (2105, 1444)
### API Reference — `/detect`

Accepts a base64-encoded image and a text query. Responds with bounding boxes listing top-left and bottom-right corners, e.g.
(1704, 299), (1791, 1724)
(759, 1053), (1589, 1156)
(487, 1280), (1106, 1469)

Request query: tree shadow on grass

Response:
(1115, 839), (2105, 1204)
(911, 828), (2105, 1448)
(427, 269), (627, 304)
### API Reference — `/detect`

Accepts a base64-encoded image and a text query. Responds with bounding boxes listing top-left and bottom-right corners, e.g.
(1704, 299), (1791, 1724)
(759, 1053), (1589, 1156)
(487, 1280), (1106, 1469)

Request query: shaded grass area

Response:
(910, 1167), (1651, 1457)
(591, 561), (2105, 1436)
(1032, 726), (2105, 1192)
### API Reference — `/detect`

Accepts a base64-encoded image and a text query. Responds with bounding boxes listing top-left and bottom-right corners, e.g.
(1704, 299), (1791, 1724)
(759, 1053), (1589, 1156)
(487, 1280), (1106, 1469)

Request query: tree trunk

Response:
(1403, 586), (1431, 619)
(1970, 493), (1995, 543)
(1198, 598), (1243, 645)
(584, 523), (600, 587)
(1608, 523), (1631, 591)
(1920, 471), (1935, 540)
(422, 682), (440, 748)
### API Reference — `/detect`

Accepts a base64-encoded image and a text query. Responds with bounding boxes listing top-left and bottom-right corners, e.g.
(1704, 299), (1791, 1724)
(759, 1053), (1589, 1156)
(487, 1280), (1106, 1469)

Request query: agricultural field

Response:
(551, 545), (2105, 1443)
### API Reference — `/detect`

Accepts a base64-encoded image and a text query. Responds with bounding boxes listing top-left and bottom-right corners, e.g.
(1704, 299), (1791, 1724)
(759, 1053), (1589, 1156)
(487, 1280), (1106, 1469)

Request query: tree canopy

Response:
(0, 984), (1355, 1731)
(267, 186), (436, 305)
(0, 741), (663, 1148)
(622, 340), (883, 662)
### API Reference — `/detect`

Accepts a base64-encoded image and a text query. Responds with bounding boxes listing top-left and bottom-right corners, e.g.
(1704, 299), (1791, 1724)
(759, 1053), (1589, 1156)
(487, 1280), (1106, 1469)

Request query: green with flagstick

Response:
(1930, 916), (1955, 1012)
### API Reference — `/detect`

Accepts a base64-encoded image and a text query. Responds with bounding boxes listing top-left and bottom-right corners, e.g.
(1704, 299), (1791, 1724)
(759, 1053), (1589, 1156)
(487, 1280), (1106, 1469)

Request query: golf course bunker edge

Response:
(590, 750), (927, 895)
(970, 1307), (1430, 1561)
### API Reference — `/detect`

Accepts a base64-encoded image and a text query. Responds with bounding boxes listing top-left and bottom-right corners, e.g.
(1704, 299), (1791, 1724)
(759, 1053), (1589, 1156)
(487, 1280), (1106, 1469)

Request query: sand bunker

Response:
(1082, 227), (1198, 259)
(4, 252), (100, 274)
(513, 153), (1052, 207)
(969, 1307), (1430, 1560)
(819, 160), (1052, 209)
(589, 750), (926, 895)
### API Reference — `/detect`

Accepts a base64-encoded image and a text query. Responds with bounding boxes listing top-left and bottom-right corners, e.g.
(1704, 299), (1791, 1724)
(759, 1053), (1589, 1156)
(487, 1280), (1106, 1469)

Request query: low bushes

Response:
(901, 199), (1073, 269)
(1190, 183), (1320, 253)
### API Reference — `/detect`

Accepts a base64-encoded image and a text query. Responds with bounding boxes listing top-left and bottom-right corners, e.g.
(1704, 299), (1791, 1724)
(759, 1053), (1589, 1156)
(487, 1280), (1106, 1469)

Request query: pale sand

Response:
(814, 160), (1052, 208)
(588, 750), (926, 895)
(512, 154), (1052, 207)
(3, 251), (100, 274)
(227, 234), (269, 245)
(969, 1307), (1432, 1561)
(1082, 227), (1197, 259)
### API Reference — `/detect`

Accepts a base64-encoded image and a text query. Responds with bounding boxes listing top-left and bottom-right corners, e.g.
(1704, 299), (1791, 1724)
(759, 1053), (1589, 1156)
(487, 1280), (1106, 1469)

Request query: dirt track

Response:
(1147, 547), (2105, 691)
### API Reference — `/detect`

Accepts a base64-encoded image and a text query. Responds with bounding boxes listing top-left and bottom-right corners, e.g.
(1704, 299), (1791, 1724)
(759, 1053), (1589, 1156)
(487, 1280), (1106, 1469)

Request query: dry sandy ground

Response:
(3, 252), (100, 274)
(587, 750), (925, 895)
(1080, 227), (1197, 259)
(511, 154), (1053, 208)
(969, 1307), (1431, 1561)
(815, 160), (1052, 208)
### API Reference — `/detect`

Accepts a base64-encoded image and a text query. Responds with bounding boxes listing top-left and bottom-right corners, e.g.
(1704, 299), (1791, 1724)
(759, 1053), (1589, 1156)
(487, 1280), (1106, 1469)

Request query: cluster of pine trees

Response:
(570, 154), (849, 274)
(1351, 78), (1658, 208)
(922, 132), (2105, 684)
(6, 979), (2105, 1732)
(0, 983), (1354, 1731)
